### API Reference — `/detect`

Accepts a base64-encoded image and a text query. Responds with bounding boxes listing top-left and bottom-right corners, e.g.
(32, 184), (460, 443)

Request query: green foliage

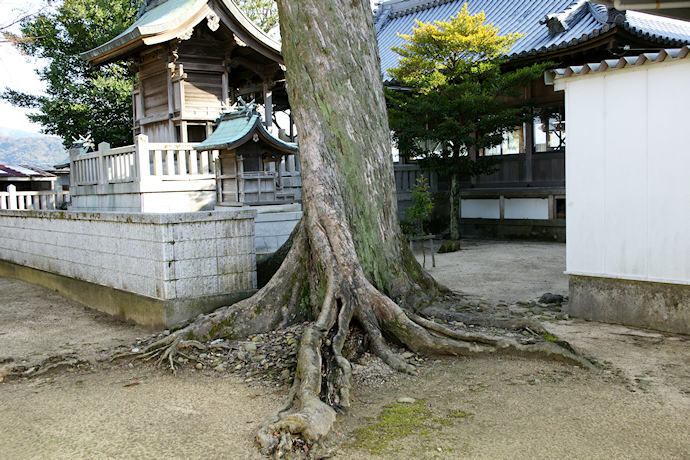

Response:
(237, 0), (279, 34)
(386, 6), (550, 172)
(386, 6), (552, 237)
(390, 5), (521, 92)
(1, 0), (139, 148)
(404, 175), (434, 236)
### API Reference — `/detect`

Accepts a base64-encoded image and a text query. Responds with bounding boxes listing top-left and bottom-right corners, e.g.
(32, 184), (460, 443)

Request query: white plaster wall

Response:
(562, 59), (690, 284)
(504, 198), (549, 220)
(0, 210), (257, 300)
(461, 199), (500, 219)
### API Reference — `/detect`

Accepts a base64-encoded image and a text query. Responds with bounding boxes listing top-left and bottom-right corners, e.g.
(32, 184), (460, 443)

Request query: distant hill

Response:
(0, 134), (66, 165)
(0, 127), (47, 139)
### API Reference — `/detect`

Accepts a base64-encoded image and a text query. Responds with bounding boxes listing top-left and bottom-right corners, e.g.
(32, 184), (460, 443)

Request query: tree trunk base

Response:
(438, 240), (462, 253)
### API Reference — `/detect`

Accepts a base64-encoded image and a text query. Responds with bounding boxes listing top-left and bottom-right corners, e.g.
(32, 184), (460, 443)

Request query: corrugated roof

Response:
(375, 0), (690, 82)
(553, 44), (690, 78)
(0, 165), (57, 180)
(195, 108), (298, 153)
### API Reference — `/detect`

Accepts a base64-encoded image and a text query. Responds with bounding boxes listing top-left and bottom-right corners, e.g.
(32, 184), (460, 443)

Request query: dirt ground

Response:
(1, 239), (688, 459)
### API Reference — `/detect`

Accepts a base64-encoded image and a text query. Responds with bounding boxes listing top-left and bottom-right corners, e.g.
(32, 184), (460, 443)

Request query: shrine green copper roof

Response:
(81, 0), (281, 65)
(195, 107), (298, 153)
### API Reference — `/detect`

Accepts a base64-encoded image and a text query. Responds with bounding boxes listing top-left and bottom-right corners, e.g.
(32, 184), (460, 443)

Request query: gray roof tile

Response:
(554, 44), (690, 78)
(375, 0), (690, 82)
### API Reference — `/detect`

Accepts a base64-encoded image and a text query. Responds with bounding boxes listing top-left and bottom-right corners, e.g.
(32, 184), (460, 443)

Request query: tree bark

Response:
(138, 1), (590, 457)
(450, 171), (462, 241)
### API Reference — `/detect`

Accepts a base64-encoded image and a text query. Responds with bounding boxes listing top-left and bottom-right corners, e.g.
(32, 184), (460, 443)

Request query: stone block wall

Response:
(0, 209), (257, 328)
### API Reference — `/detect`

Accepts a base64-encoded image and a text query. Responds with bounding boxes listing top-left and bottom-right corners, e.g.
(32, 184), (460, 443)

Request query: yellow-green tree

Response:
(387, 5), (550, 241)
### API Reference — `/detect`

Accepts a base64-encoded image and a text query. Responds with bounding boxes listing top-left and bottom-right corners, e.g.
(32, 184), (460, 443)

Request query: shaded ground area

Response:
(0, 277), (149, 370)
(1, 239), (688, 459)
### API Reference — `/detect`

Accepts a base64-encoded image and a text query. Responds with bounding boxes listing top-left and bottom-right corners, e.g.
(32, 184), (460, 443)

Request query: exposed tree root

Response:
(133, 221), (590, 459)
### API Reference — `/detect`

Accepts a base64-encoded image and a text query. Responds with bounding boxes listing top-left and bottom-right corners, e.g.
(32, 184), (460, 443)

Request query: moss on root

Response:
(348, 398), (469, 455)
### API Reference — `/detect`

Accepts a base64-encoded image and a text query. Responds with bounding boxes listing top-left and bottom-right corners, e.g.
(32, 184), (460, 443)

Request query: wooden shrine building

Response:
(81, 0), (289, 143)
(195, 101), (300, 206)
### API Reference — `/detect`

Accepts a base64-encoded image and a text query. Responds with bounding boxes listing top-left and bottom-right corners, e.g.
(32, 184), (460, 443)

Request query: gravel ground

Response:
(1, 238), (688, 459)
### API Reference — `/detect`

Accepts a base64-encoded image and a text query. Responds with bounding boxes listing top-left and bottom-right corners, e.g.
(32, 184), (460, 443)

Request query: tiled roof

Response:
(553, 44), (690, 78)
(375, 0), (690, 82)
(195, 107), (298, 153)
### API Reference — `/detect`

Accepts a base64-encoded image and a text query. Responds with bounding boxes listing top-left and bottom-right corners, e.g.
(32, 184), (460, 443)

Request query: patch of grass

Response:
(449, 409), (473, 419)
(542, 332), (558, 342)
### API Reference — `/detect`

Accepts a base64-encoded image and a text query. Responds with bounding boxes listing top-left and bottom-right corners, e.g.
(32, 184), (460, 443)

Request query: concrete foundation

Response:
(461, 218), (565, 242)
(0, 260), (255, 330)
(569, 275), (690, 334)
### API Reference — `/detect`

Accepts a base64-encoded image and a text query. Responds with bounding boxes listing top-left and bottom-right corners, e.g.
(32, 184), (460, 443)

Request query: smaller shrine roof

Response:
(195, 105), (298, 153)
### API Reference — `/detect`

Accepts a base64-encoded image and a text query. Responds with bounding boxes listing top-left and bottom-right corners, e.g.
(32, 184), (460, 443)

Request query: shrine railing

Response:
(70, 135), (217, 190)
(0, 185), (70, 210)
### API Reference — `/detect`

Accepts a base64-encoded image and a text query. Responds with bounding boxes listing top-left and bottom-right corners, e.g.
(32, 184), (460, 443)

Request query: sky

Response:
(0, 0), (46, 134)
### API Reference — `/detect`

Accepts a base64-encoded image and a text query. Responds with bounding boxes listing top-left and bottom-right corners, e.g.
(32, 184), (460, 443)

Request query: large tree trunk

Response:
(139, 1), (589, 457)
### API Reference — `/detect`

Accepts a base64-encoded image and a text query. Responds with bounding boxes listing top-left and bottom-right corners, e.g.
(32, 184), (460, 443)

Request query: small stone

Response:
(556, 313), (567, 320)
(131, 348), (140, 353)
(215, 364), (225, 372)
(128, 363), (134, 368)
(237, 352), (247, 362)
(195, 363), (203, 370)
(401, 352), (415, 359)
(397, 397), (416, 404)
(234, 364), (243, 371)
(529, 306), (544, 315)
(280, 369), (291, 380)
(199, 353), (208, 359)
(251, 336), (261, 342)
(245, 344), (257, 353)
(251, 354), (266, 363)
(522, 330), (532, 337)
(539, 293), (565, 305)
